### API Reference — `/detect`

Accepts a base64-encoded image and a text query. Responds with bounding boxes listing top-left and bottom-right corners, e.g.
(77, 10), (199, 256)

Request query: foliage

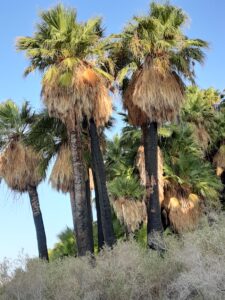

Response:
(113, 3), (208, 83)
(161, 123), (222, 204)
(182, 86), (225, 152)
(17, 4), (113, 129)
(49, 216), (125, 260)
(49, 227), (77, 260)
(0, 100), (35, 150)
(108, 174), (144, 200)
(0, 101), (44, 191)
(2, 214), (225, 299)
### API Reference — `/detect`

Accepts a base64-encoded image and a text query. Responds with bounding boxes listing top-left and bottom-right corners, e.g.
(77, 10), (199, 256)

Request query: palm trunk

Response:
(70, 129), (94, 256)
(85, 176), (94, 253)
(89, 118), (115, 247)
(142, 122), (164, 251)
(93, 171), (104, 250)
(69, 186), (76, 234)
(27, 185), (49, 261)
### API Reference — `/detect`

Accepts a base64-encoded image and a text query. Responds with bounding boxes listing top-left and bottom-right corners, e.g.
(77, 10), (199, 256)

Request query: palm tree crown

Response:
(0, 100), (42, 192)
(114, 2), (208, 125)
(17, 5), (112, 130)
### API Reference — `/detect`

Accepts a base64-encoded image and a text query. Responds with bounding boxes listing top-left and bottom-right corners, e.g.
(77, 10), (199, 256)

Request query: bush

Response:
(1, 214), (225, 299)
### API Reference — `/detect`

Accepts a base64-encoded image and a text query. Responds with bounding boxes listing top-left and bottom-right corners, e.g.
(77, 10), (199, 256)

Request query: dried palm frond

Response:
(192, 123), (211, 150)
(112, 197), (147, 233)
(216, 167), (224, 177)
(136, 146), (146, 186)
(124, 58), (184, 126)
(213, 145), (225, 174)
(0, 141), (42, 192)
(49, 144), (73, 193)
(167, 194), (201, 233)
(89, 168), (94, 191)
(136, 145), (164, 204)
(50, 145), (94, 193)
(42, 63), (112, 130)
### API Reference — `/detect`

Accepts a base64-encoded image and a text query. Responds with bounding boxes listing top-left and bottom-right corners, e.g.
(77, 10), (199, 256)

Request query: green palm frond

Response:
(26, 111), (67, 163)
(17, 4), (113, 80)
(110, 2), (208, 87)
(162, 122), (222, 203)
(0, 100), (35, 148)
(108, 174), (145, 200)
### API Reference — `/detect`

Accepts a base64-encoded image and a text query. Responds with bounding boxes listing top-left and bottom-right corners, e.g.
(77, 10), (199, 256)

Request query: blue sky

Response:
(0, 0), (225, 260)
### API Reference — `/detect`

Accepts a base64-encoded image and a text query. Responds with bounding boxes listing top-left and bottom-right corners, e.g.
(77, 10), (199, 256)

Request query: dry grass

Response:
(1, 213), (225, 300)
(124, 57), (184, 126)
(0, 142), (42, 192)
(42, 63), (112, 130)
(112, 198), (147, 232)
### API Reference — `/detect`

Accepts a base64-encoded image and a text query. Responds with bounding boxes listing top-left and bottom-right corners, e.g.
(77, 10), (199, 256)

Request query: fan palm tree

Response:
(113, 3), (208, 249)
(182, 86), (221, 151)
(161, 122), (222, 231)
(0, 100), (48, 260)
(27, 112), (95, 253)
(17, 5), (115, 255)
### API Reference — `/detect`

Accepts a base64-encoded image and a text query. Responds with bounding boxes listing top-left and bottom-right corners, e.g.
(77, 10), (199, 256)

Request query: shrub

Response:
(1, 214), (225, 299)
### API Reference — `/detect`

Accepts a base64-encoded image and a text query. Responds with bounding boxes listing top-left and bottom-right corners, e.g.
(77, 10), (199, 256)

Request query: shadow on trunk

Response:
(89, 118), (115, 247)
(142, 123), (165, 252)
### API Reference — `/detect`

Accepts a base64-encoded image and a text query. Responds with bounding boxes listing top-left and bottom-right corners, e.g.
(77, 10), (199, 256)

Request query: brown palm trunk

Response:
(70, 129), (94, 256)
(27, 185), (49, 261)
(93, 171), (104, 250)
(142, 123), (164, 251)
(89, 118), (115, 247)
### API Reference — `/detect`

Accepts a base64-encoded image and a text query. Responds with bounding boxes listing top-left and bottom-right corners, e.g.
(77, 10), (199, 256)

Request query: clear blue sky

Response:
(0, 0), (224, 260)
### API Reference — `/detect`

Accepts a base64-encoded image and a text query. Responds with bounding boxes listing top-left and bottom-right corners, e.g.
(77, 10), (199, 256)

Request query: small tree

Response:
(0, 101), (48, 260)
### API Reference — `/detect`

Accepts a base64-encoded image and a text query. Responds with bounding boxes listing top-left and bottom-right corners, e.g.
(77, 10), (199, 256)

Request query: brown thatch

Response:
(0, 141), (42, 192)
(49, 144), (73, 193)
(124, 57), (184, 126)
(136, 145), (164, 204)
(112, 198), (147, 233)
(192, 124), (211, 150)
(50, 144), (94, 193)
(167, 194), (201, 233)
(213, 145), (225, 176)
(42, 63), (112, 130)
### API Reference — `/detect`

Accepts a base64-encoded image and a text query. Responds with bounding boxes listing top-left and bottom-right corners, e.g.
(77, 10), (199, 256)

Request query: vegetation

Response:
(111, 2), (208, 250)
(17, 4), (115, 255)
(1, 214), (225, 299)
(0, 1), (225, 299)
(0, 101), (49, 260)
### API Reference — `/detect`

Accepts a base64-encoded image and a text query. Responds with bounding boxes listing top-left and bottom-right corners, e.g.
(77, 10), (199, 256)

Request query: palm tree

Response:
(160, 122), (222, 231)
(27, 112), (94, 253)
(182, 86), (221, 151)
(0, 100), (48, 260)
(17, 5), (115, 255)
(113, 3), (208, 249)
